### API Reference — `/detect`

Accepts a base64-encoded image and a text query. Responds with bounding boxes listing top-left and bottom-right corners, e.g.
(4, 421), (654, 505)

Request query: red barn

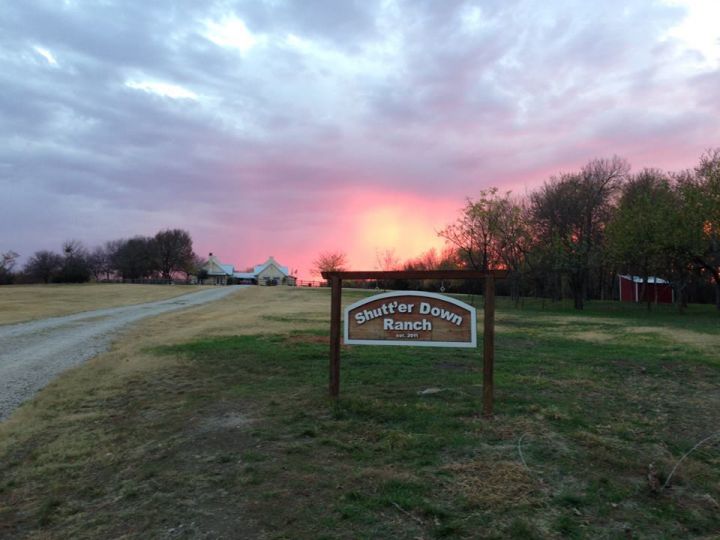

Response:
(618, 275), (674, 304)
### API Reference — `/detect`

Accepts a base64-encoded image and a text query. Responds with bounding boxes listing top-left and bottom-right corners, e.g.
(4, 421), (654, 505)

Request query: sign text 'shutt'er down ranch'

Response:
(344, 291), (477, 347)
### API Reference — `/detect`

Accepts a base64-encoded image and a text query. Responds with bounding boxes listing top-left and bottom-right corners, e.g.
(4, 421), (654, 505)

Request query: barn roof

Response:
(619, 275), (670, 284)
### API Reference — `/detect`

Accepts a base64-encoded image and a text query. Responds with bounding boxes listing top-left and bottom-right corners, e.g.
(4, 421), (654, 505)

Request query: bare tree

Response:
(376, 248), (400, 271)
(112, 236), (158, 280)
(56, 240), (91, 283)
(489, 193), (532, 304)
(0, 251), (19, 284)
(439, 188), (532, 299)
(184, 253), (206, 282)
(439, 188), (505, 271)
(401, 247), (461, 291)
(311, 250), (347, 277)
(155, 229), (194, 281)
(531, 157), (629, 309)
(1, 251), (19, 270)
(374, 248), (400, 289)
(24, 250), (63, 283)
(88, 244), (117, 282)
(103, 239), (124, 279)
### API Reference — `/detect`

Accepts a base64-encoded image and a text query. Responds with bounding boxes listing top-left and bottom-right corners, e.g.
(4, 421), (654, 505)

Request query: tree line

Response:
(314, 149), (720, 310)
(0, 229), (203, 285)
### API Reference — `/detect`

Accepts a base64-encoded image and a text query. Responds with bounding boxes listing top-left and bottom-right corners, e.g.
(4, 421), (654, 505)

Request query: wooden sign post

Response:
(321, 270), (507, 417)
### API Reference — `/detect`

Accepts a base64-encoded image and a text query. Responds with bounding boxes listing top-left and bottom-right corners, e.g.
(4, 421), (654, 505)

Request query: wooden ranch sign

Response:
(321, 269), (507, 415)
(344, 291), (477, 347)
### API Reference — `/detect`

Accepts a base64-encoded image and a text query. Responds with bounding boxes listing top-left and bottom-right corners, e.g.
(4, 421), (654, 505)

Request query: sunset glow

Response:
(1, 1), (719, 279)
(351, 200), (455, 270)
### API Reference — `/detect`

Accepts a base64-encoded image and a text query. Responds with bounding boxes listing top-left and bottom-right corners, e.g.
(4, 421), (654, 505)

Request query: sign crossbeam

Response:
(322, 270), (508, 280)
(321, 270), (505, 417)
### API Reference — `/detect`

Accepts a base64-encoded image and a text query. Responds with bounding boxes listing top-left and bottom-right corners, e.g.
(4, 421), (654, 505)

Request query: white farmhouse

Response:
(252, 256), (296, 286)
(200, 254), (296, 286)
(203, 253), (236, 285)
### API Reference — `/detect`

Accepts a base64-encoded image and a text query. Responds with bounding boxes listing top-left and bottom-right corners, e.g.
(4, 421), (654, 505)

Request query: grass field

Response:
(1, 287), (719, 539)
(0, 283), (204, 325)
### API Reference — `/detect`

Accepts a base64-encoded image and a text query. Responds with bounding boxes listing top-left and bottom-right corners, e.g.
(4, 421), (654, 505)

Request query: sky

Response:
(1, 0), (719, 279)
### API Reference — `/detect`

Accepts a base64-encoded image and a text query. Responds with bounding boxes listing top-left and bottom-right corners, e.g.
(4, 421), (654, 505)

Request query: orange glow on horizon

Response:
(204, 190), (463, 281)
(348, 196), (458, 271)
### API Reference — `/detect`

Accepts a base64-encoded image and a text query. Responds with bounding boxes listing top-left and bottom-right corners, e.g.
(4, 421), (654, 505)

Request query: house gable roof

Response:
(254, 256), (290, 276)
(204, 254), (234, 276)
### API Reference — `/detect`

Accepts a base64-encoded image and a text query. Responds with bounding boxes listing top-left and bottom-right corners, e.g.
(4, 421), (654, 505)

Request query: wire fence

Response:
(96, 278), (195, 285)
(295, 279), (328, 287)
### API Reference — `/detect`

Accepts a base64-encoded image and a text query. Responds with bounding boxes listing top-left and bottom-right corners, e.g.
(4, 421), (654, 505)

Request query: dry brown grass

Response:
(626, 325), (720, 354)
(0, 287), (339, 539)
(1, 287), (332, 422)
(0, 287), (333, 465)
(3, 288), (720, 538)
(0, 283), (205, 325)
(501, 311), (720, 353)
(442, 460), (538, 508)
(113, 285), (332, 345)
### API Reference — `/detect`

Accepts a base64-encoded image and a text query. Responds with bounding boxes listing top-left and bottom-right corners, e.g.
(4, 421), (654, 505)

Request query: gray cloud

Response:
(0, 0), (718, 271)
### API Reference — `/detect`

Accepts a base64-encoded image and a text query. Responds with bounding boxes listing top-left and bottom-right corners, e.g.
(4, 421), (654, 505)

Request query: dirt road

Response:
(0, 286), (244, 421)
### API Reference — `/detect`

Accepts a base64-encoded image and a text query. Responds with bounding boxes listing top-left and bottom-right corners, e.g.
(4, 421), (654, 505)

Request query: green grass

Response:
(1, 297), (719, 538)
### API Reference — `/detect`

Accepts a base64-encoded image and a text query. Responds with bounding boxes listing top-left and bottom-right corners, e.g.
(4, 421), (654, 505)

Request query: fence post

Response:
(329, 276), (342, 399)
(483, 274), (495, 417)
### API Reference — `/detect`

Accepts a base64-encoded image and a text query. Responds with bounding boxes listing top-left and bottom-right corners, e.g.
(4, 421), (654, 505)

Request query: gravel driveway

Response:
(0, 286), (244, 421)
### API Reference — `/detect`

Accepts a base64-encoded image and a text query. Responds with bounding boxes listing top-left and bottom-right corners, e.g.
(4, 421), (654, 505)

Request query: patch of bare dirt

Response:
(196, 412), (254, 433)
(442, 459), (538, 508)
